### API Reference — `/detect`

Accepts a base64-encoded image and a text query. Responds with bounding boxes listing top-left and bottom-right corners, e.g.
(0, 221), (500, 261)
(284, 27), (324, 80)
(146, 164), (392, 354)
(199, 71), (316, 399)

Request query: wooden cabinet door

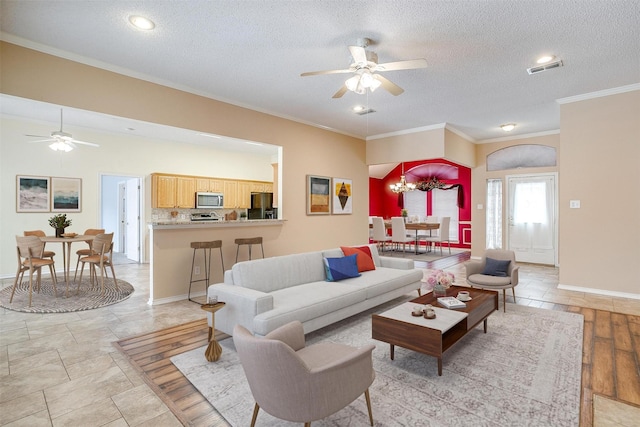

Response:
(209, 179), (224, 193)
(176, 177), (196, 208)
(152, 174), (177, 208)
(195, 178), (210, 192)
(223, 180), (238, 208)
(263, 182), (273, 193)
(237, 181), (252, 208)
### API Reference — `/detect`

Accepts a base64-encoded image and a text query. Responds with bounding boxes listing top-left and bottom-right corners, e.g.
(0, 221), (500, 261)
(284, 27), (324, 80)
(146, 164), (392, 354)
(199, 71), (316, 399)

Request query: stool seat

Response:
(234, 237), (264, 262)
(189, 240), (224, 304)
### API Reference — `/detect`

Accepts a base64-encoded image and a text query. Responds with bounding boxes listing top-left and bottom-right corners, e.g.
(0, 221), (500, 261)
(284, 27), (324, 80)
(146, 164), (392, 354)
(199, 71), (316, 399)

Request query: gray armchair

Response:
(465, 249), (519, 312)
(233, 320), (375, 427)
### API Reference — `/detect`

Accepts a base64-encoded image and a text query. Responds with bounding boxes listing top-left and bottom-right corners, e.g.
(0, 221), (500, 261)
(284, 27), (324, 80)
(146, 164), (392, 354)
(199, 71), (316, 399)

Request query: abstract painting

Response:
(306, 175), (331, 215)
(332, 177), (352, 214)
(51, 177), (82, 212)
(17, 175), (50, 212)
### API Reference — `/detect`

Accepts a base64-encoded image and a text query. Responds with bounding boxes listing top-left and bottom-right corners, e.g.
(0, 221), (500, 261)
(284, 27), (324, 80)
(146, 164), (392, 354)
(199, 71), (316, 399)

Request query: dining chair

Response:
(23, 230), (56, 266)
(422, 216), (451, 255)
(73, 228), (105, 282)
(416, 216), (438, 253)
(11, 235), (59, 307)
(391, 217), (415, 255)
(371, 217), (391, 252)
(77, 232), (118, 296)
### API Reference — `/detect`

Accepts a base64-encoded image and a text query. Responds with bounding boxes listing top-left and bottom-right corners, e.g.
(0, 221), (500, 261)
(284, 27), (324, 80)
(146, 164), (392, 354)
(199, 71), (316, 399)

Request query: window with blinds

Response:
(432, 188), (459, 242)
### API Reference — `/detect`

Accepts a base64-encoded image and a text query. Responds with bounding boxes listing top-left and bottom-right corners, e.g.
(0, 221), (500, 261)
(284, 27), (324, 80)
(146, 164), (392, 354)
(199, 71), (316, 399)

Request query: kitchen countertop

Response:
(148, 219), (285, 229)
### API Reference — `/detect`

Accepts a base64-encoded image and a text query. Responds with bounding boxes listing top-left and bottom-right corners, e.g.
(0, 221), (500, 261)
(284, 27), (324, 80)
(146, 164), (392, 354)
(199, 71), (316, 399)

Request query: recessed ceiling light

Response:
(352, 105), (365, 112)
(500, 123), (516, 132)
(536, 55), (555, 64)
(128, 15), (155, 30)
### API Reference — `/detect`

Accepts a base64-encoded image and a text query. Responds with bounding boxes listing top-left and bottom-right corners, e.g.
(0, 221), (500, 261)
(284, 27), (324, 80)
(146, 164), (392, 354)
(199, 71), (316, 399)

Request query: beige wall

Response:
(469, 133), (561, 257)
(0, 42), (369, 279)
(366, 127), (445, 165)
(558, 90), (640, 295)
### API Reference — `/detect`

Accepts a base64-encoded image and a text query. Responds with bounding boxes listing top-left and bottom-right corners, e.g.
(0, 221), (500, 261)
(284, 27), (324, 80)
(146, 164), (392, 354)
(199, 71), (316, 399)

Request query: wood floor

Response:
(114, 301), (640, 427)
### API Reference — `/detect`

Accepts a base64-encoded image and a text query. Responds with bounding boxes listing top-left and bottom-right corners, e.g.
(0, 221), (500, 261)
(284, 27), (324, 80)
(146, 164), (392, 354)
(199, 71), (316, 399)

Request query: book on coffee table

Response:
(437, 296), (466, 309)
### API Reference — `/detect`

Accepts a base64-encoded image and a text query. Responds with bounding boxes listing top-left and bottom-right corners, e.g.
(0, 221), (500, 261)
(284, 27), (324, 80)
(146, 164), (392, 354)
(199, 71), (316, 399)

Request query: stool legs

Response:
(188, 247), (211, 303)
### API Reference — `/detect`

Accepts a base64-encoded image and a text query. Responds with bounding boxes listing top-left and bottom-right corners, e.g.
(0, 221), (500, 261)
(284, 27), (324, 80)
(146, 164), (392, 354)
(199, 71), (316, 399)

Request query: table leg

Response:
(205, 317), (223, 362)
(390, 344), (395, 360)
(484, 318), (488, 333)
(63, 241), (69, 296)
(437, 357), (443, 376)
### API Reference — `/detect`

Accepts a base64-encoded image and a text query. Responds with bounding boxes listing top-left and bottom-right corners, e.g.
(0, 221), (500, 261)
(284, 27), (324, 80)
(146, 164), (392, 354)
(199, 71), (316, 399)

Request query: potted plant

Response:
(401, 209), (408, 222)
(48, 213), (72, 237)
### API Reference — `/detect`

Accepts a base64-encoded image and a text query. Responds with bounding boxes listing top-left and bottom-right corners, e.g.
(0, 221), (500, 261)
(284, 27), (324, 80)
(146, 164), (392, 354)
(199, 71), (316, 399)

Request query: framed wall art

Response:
(16, 175), (50, 212)
(306, 175), (331, 215)
(51, 177), (82, 212)
(332, 177), (352, 214)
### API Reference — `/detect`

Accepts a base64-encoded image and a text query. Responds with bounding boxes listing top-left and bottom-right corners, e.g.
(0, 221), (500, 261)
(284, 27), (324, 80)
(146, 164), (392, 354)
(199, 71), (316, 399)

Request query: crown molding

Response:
(367, 123), (447, 141)
(556, 83), (640, 104)
(479, 129), (560, 144)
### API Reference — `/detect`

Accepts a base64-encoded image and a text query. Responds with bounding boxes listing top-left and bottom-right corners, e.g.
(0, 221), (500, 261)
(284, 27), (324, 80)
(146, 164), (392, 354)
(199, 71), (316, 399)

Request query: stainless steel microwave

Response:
(195, 192), (224, 209)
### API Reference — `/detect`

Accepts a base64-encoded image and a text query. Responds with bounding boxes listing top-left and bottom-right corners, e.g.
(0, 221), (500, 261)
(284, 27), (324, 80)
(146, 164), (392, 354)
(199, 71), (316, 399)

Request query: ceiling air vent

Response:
(527, 59), (563, 75)
(354, 108), (376, 115)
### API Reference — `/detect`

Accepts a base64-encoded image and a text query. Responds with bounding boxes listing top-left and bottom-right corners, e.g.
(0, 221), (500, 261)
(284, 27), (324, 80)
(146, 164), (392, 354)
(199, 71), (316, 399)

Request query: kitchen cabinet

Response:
(250, 181), (273, 193)
(196, 178), (224, 193)
(152, 174), (195, 208)
(237, 181), (252, 208)
(223, 180), (238, 208)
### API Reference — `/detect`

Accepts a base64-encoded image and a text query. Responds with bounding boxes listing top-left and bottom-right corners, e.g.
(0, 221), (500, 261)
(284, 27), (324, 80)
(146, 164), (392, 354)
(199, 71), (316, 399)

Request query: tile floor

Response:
(1, 261), (639, 426)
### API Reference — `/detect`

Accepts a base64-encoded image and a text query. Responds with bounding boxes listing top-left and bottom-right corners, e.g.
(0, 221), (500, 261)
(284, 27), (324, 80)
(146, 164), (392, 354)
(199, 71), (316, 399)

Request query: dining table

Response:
(370, 221), (440, 254)
(40, 234), (95, 296)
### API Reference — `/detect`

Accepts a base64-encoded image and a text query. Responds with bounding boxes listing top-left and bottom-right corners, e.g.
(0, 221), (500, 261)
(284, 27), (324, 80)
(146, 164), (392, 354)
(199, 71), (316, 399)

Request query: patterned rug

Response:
(0, 276), (134, 313)
(171, 300), (583, 427)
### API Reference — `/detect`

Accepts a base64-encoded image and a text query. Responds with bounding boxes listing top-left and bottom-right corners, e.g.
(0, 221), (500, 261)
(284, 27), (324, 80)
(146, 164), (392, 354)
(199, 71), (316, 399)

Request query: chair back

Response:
(16, 235), (45, 259)
(91, 233), (114, 255)
(233, 325), (312, 420)
(372, 217), (388, 241)
(391, 217), (407, 241)
(23, 230), (46, 238)
(439, 217), (451, 241)
(84, 229), (105, 236)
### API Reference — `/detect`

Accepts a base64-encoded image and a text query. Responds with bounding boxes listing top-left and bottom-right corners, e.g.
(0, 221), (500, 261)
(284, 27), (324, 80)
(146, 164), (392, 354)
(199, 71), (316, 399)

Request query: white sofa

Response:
(207, 244), (423, 337)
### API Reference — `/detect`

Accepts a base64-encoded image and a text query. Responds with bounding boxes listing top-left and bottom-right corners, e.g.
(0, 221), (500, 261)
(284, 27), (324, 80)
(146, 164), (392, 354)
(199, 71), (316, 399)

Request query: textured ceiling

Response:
(1, 1), (639, 169)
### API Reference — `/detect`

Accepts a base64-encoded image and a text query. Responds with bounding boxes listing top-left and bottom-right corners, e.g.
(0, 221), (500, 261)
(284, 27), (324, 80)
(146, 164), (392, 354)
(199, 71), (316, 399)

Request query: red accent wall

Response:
(369, 158), (472, 248)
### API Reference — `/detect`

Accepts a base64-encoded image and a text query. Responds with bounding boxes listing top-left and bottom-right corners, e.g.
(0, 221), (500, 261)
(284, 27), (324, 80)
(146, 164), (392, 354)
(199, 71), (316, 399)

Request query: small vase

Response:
(56, 227), (65, 237)
(433, 283), (447, 297)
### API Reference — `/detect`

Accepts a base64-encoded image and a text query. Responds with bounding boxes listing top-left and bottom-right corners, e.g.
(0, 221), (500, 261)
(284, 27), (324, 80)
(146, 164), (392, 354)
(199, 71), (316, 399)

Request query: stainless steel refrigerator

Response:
(248, 192), (273, 219)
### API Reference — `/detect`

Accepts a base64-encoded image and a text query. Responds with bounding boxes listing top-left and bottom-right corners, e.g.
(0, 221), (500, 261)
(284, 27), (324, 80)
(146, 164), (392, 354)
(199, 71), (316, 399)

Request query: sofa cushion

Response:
(231, 251), (326, 293)
(334, 267), (423, 299)
(340, 246), (376, 272)
(482, 257), (510, 277)
(324, 254), (361, 281)
(253, 281), (367, 336)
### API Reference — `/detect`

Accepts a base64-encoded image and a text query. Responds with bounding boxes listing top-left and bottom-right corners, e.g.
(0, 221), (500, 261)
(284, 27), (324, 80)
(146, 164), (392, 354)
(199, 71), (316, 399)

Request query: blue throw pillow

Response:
(482, 257), (511, 277)
(324, 254), (361, 282)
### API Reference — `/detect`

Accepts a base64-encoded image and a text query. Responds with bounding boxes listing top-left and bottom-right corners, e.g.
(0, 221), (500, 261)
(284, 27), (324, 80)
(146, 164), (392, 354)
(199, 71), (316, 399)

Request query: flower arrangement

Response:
(422, 269), (455, 295)
(48, 213), (72, 229)
(401, 209), (408, 217)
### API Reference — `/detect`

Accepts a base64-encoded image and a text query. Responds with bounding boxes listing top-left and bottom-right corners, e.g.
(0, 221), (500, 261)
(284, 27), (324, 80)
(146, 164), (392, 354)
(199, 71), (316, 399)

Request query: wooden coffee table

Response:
(372, 286), (498, 376)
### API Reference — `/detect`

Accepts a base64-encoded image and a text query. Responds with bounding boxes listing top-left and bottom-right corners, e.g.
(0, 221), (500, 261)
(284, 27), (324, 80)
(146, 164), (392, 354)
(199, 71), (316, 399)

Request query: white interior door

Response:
(506, 174), (557, 265)
(125, 178), (140, 262)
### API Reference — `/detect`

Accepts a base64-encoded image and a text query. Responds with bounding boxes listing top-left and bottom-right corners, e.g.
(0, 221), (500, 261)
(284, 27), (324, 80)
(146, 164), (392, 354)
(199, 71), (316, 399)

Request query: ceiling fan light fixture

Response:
(345, 75), (360, 92)
(49, 141), (73, 152)
(500, 123), (516, 132)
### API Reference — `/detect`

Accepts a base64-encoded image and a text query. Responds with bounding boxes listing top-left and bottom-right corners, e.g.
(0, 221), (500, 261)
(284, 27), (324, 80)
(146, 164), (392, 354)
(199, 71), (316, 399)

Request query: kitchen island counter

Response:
(148, 219), (285, 304)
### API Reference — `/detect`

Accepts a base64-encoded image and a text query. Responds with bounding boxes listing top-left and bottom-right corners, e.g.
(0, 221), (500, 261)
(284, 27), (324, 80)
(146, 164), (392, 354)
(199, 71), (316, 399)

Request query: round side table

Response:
(200, 302), (226, 362)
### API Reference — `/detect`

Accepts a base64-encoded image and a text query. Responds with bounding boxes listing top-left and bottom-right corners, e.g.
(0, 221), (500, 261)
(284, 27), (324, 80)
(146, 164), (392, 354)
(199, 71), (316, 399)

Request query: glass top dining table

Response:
(40, 235), (95, 296)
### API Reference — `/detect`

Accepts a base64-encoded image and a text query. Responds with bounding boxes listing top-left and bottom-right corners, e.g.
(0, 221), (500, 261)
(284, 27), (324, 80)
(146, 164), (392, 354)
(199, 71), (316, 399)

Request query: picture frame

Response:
(51, 177), (82, 212)
(16, 175), (50, 212)
(306, 175), (331, 215)
(332, 177), (353, 214)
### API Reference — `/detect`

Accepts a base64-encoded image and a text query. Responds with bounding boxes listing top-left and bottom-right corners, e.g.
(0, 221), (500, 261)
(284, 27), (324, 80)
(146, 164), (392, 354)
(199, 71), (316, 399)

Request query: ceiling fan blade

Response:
(25, 134), (50, 138)
(332, 85), (349, 99)
(71, 139), (100, 147)
(27, 138), (55, 144)
(348, 45), (368, 65)
(373, 74), (404, 96)
(301, 68), (353, 77)
(375, 58), (428, 72)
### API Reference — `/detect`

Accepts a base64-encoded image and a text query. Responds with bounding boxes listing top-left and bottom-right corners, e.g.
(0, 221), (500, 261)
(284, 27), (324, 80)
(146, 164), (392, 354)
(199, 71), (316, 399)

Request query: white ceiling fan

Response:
(301, 38), (428, 98)
(25, 109), (100, 152)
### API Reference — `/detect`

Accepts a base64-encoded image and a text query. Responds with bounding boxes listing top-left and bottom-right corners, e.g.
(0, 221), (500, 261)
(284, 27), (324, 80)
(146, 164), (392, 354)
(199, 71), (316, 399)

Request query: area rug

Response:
(171, 301), (583, 427)
(0, 277), (134, 313)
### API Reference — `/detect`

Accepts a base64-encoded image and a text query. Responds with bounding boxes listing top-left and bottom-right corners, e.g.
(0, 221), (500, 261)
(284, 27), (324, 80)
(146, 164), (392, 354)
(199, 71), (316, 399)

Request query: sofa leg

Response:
(503, 289), (507, 312)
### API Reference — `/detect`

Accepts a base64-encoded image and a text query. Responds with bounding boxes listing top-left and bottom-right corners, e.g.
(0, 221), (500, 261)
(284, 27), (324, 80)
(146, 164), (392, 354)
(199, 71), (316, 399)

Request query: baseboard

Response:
(148, 290), (206, 305)
(558, 284), (640, 300)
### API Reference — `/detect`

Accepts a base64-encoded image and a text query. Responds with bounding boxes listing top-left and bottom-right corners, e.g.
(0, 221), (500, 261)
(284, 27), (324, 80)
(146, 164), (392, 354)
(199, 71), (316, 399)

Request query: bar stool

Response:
(234, 237), (264, 263)
(188, 240), (224, 304)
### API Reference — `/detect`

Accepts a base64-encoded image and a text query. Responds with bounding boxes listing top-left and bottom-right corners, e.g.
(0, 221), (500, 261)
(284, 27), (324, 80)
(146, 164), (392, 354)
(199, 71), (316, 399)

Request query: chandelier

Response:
(389, 163), (416, 193)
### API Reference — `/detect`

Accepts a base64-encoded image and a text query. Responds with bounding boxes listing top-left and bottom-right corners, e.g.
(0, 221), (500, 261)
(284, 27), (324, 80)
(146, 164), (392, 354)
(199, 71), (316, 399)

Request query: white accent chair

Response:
(465, 249), (519, 312)
(421, 216), (451, 255)
(371, 217), (391, 252)
(391, 216), (415, 255)
(233, 321), (375, 427)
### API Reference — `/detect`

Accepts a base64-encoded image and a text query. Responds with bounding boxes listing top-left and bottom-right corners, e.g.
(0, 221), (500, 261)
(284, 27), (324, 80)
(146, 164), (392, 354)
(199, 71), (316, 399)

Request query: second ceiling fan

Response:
(301, 38), (427, 98)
